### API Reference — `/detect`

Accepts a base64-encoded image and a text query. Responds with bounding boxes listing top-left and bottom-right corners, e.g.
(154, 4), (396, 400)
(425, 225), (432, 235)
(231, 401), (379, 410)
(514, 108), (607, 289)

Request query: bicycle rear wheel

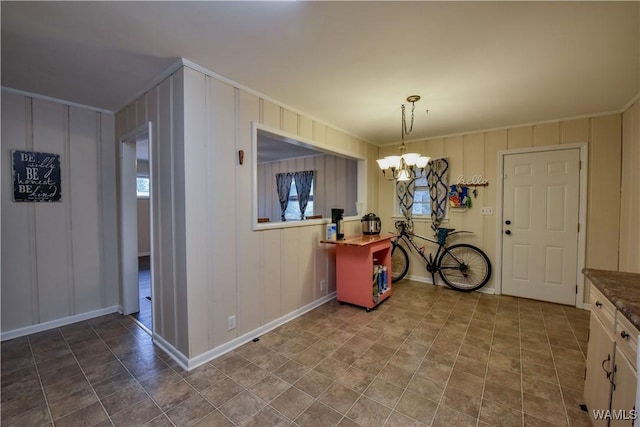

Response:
(391, 241), (409, 283)
(438, 244), (491, 292)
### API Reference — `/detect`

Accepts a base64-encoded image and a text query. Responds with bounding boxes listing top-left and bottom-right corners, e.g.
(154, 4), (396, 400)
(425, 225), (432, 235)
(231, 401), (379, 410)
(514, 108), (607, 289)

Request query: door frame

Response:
(495, 143), (588, 308)
(118, 122), (154, 318)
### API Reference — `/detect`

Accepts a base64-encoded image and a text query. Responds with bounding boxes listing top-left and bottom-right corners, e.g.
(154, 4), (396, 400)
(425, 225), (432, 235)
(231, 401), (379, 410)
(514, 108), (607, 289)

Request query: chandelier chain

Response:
(376, 94), (429, 182)
(401, 100), (417, 141)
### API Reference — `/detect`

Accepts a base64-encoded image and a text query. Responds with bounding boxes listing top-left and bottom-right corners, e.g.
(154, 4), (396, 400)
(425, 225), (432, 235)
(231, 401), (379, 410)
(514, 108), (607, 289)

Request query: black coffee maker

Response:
(331, 208), (344, 240)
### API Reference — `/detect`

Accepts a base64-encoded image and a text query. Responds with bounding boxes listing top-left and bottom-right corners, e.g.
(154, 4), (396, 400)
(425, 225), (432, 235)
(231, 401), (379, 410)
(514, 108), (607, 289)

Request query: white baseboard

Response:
(153, 333), (190, 371)
(156, 292), (337, 372)
(1, 306), (120, 341)
(406, 275), (589, 309)
(405, 274), (496, 295)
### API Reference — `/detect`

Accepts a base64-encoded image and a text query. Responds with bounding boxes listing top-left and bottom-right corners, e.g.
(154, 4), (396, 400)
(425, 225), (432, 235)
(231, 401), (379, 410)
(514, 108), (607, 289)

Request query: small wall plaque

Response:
(12, 150), (62, 202)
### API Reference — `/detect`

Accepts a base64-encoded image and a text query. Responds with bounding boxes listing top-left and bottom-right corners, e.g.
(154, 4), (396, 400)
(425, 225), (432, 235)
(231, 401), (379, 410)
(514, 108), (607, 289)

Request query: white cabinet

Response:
(611, 345), (637, 427)
(585, 310), (616, 427)
(584, 284), (638, 426)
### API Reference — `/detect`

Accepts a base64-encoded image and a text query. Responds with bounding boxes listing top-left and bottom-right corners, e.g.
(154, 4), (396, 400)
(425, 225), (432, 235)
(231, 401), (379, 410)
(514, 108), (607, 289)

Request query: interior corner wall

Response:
(620, 100), (640, 273)
(118, 64), (379, 361)
(1, 90), (118, 335)
(376, 114), (625, 302)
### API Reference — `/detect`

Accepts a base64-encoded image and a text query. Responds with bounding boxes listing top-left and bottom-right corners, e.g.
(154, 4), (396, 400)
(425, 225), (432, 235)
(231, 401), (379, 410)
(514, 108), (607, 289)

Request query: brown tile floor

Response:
(1, 280), (594, 426)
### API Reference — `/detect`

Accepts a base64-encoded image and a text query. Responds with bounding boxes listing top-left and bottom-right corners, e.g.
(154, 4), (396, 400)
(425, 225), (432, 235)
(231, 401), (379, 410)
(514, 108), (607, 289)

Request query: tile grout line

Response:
(26, 335), (57, 427)
(83, 318), (162, 426)
(375, 294), (441, 426)
(427, 293), (478, 426)
(549, 308), (576, 427)
(308, 290), (442, 426)
(475, 296), (499, 427)
(518, 298), (526, 427)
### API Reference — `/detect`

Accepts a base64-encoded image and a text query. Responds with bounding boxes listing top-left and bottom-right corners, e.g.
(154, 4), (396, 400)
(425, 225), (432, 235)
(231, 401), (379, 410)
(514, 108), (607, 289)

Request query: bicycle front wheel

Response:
(438, 244), (491, 292)
(391, 241), (409, 283)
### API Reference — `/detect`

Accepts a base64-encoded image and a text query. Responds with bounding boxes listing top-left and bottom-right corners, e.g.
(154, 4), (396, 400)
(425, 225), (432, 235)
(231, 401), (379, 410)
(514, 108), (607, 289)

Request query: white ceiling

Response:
(2, 1), (638, 146)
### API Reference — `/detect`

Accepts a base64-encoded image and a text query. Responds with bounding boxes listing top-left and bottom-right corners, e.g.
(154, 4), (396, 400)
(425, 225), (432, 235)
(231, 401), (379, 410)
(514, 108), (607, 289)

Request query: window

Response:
(253, 124), (366, 229)
(137, 177), (150, 198)
(411, 176), (431, 216)
(284, 180), (314, 220)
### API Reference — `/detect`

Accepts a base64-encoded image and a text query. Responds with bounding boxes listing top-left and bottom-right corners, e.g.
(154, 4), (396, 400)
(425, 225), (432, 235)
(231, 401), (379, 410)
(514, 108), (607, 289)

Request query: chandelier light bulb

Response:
(397, 169), (411, 181)
(385, 156), (402, 170)
(415, 156), (430, 169)
(376, 158), (390, 170)
(403, 153), (420, 166)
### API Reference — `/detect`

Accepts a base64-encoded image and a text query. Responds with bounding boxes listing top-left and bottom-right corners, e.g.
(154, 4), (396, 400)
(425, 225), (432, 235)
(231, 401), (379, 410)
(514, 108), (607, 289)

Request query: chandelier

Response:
(376, 95), (430, 181)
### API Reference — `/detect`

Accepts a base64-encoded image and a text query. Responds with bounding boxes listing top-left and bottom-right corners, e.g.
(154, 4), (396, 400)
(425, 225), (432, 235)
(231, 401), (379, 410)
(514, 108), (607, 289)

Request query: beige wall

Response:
(620, 100), (640, 272)
(377, 115), (625, 301)
(1, 91), (118, 335)
(116, 65), (379, 362)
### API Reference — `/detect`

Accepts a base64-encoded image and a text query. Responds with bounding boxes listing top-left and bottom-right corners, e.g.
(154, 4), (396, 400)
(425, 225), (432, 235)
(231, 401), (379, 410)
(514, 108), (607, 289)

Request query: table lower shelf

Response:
(337, 288), (391, 311)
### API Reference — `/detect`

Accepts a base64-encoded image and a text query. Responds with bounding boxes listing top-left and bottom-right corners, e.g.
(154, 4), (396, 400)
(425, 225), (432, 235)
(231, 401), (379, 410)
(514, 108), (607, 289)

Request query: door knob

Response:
(505, 220), (511, 225)
(505, 230), (511, 235)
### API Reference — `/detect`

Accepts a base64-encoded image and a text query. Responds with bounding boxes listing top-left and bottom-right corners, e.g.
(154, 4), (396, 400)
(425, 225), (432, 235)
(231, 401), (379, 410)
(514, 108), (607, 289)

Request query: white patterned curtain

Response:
(426, 158), (449, 232)
(396, 179), (416, 232)
(294, 170), (314, 220)
(275, 173), (293, 221)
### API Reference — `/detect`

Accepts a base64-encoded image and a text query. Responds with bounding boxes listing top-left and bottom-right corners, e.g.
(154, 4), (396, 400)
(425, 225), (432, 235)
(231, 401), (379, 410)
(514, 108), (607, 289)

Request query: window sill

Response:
(253, 216), (359, 231)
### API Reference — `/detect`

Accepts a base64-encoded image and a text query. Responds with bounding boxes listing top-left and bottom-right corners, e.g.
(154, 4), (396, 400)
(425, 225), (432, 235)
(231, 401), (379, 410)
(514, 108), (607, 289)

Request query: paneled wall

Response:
(620, 100), (640, 272)
(116, 69), (190, 356)
(257, 154), (358, 221)
(377, 115), (624, 302)
(116, 65), (379, 361)
(1, 91), (118, 334)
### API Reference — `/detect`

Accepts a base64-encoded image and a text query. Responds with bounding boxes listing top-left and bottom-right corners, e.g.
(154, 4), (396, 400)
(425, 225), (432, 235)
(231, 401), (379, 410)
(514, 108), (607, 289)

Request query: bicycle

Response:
(391, 220), (492, 292)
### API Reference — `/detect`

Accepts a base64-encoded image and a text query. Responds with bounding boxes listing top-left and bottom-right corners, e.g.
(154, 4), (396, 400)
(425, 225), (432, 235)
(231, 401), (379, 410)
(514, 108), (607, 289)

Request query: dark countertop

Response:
(583, 268), (640, 331)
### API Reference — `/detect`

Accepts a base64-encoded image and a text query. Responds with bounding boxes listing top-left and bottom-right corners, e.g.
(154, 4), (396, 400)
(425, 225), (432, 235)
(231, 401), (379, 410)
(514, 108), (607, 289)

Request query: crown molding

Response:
(1, 86), (113, 115)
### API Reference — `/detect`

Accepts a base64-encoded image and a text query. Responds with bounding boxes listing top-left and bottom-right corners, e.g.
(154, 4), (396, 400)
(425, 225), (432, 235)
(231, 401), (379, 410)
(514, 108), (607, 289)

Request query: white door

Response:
(502, 148), (580, 305)
(120, 136), (139, 315)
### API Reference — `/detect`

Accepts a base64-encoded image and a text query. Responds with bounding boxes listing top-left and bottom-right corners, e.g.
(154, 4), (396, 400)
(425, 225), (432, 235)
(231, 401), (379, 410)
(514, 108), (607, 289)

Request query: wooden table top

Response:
(321, 232), (395, 246)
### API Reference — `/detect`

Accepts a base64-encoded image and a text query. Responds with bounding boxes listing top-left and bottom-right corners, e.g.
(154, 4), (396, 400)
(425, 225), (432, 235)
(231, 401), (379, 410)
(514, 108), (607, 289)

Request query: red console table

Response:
(322, 233), (394, 311)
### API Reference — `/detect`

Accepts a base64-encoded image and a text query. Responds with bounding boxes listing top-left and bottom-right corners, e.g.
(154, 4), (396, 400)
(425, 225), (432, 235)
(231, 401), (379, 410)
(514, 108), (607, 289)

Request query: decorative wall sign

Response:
(12, 150), (62, 202)
(456, 174), (489, 186)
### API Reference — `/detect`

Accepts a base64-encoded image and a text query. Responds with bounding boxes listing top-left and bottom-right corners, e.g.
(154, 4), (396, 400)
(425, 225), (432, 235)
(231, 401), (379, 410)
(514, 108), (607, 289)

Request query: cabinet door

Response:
(611, 346), (638, 427)
(585, 312), (615, 426)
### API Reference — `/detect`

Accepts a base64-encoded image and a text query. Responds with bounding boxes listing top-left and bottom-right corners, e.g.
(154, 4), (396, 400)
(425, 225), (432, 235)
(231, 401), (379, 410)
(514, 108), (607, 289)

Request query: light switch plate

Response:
(481, 207), (494, 215)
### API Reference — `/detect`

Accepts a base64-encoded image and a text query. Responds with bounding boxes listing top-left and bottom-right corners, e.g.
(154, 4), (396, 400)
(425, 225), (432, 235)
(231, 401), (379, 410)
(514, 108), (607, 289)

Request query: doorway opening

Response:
(119, 123), (154, 333)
